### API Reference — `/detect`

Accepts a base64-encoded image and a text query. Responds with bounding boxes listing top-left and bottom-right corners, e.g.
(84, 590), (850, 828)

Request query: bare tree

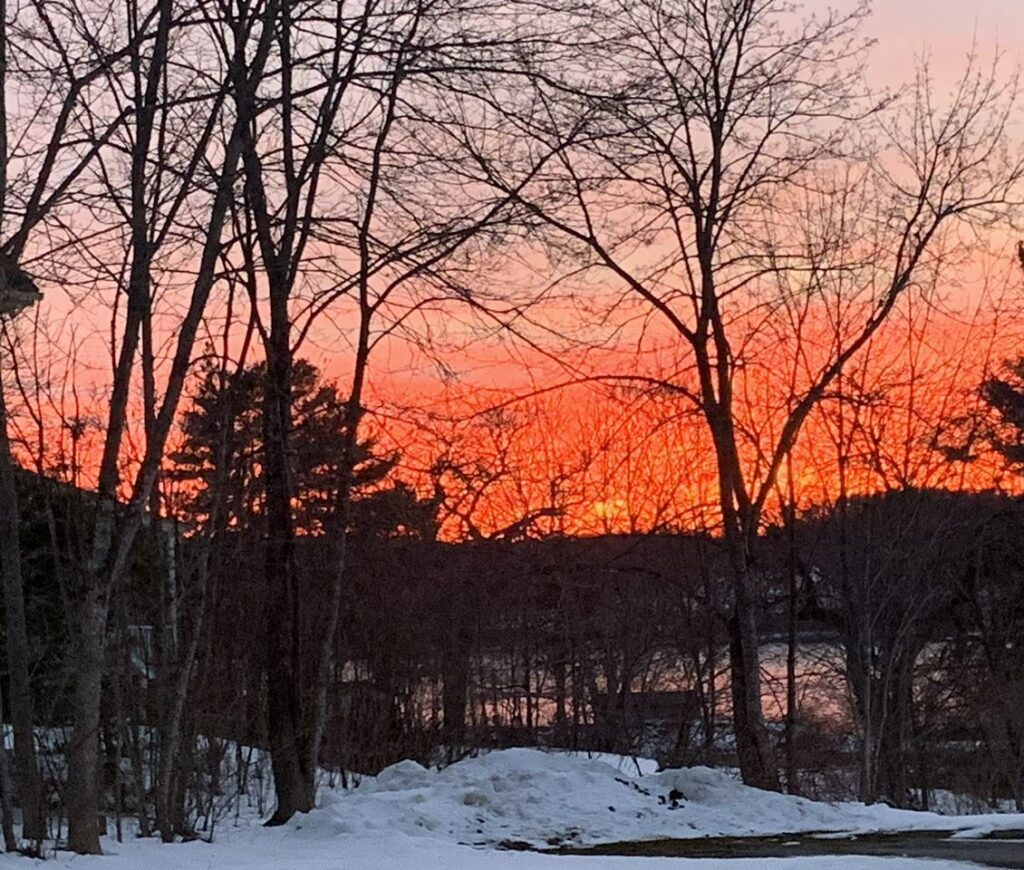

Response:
(53, 0), (284, 851)
(220, 0), (575, 821)
(0, 0), (176, 845)
(466, 0), (1024, 788)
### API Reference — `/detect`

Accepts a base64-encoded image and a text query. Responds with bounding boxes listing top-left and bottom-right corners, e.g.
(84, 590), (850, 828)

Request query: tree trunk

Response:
(726, 533), (779, 791)
(857, 642), (876, 804)
(262, 301), (313, 824)
(0, 675), (17, 852)
(784, 469), (800, 795)
(156, 554), (212, 841)
(126, 709), (150, 838)
(66, 588), (107, 854)
(0, 13), (32, 845)
(728, 607), (776, 790)
(0, 379), (44, 841)
(703, 368), (779, 791)
(785, 595), (799, 795)
(700, 548), (717, 761)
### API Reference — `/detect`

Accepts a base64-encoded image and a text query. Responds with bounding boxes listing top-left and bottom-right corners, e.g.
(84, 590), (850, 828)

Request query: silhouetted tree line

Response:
(8, 466), (1024, 833)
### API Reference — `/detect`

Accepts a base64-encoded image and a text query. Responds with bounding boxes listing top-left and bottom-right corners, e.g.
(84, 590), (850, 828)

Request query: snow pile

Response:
(287, 748), (1024, 848)
(298, 750), (659, 848)
(2, 749), (1016, 869)
(652, 765), (1018, 840)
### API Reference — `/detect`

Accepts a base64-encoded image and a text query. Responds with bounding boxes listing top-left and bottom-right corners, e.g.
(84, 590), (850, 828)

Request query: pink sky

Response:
(850, 0), (1021, 83)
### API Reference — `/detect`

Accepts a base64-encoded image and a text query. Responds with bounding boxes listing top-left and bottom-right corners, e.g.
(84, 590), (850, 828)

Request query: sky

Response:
(10, 0), (1024, 537)
(855, 0), (1021, 83)
(390, 0), (1024, 535)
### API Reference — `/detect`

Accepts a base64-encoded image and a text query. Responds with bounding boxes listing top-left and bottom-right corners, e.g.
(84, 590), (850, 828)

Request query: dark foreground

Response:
(557, 830), (1024, 868)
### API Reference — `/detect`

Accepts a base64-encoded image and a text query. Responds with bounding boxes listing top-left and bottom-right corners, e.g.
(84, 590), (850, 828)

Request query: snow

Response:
(2, 748), (1020, 869)
(0, 832), (983, 870)
(298, 748), (1024, 848)
(927, 788), (1020, 816)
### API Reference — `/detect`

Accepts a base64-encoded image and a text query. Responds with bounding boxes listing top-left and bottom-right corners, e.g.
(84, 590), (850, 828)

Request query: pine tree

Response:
(982, 360), (1024, 468)
(169, 359), (433, 536)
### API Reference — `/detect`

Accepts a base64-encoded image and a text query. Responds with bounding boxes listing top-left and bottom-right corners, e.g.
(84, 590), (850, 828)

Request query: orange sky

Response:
(5, 3), (1024, 539)
(370, 270), (1024, 539)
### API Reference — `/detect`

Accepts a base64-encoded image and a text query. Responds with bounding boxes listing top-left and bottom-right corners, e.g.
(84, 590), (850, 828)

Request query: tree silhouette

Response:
(170, 359), (434, 538)
(982, 360), (1024, 469)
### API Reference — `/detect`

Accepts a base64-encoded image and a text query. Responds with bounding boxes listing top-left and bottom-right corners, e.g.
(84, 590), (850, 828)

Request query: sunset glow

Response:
(6, 0), (1024, 853)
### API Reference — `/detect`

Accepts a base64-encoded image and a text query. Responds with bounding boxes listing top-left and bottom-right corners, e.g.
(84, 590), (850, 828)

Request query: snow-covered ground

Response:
(4, 749), (1022, 869)
(0, 832), (989, 870)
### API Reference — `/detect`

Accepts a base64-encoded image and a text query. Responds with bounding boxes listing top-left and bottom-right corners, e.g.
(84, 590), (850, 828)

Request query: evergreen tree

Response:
(982, 359), (1024, 468)
(169, 359), (434, 537)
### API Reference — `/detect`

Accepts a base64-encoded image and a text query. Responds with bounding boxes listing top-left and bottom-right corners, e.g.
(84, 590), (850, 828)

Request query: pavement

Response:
(564, 831), (1024, 868)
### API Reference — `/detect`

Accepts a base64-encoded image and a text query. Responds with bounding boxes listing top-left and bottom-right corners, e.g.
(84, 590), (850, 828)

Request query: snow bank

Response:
(2, 749), (1016, 869)
(286, 748), (1024, 849)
